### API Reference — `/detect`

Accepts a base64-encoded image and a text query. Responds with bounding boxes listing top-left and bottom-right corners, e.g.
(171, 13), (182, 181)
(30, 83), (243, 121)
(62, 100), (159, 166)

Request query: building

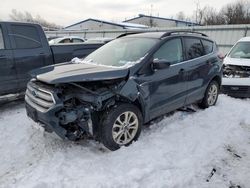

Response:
(124, 14), (199, 28)
(64, 18), (148, 30)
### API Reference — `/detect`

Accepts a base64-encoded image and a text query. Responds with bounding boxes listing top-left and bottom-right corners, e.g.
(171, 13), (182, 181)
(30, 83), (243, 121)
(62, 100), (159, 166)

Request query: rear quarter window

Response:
(202, 39), (213, 54)
(10, 25), (42, 49)
(72, 38), (84, 43)
(59, 38), (71, 43)
(184, 37), (204, 60)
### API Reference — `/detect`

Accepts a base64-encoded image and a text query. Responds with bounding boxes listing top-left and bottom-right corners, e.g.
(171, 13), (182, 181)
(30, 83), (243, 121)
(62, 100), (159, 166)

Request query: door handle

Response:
(206, 60), (212, 65)
(179, 68), (185, 74)
(206, 59), (216, 65)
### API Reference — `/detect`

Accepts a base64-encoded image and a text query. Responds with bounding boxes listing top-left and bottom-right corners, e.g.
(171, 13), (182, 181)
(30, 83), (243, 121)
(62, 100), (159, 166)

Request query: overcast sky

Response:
(0, 0), (235, 27)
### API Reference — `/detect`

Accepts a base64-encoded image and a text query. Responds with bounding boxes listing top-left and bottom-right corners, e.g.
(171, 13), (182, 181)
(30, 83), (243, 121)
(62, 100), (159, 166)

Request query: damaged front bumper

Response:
(222, 64), (250, 98)
(25, 81), (94, 140)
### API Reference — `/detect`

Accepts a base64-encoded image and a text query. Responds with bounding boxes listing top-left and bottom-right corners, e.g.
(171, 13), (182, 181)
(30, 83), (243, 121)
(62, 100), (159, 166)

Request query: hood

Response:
(31, 62), (129, 84)
(224, 57), (250, 67)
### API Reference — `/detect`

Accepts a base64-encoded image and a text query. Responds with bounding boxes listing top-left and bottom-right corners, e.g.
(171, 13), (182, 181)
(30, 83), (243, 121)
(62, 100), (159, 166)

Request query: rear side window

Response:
(59, 38), (71, 43)
(10, 25), (41, 49)
(0, 27), (4, 49)
(153, 38), (183, 64)
(202, 40), (213, 54)
(184, 37), (204, 60)
(73, 38), (84, 43)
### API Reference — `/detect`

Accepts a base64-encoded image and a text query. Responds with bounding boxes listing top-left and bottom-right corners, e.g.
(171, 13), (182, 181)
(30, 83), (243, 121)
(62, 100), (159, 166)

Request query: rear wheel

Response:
(198, 80), (219, 109)
(101, 103), (142, 151)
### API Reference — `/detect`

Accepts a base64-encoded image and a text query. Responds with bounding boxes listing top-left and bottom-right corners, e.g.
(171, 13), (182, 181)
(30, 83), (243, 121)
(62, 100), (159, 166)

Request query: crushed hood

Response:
(30, 62), (129, 84)
(224, 57), (250, 67)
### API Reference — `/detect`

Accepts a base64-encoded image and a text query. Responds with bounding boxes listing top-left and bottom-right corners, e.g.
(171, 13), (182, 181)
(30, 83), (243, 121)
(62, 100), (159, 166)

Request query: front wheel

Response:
(198, 80), (219, 109)
(101, 103), (142, 151)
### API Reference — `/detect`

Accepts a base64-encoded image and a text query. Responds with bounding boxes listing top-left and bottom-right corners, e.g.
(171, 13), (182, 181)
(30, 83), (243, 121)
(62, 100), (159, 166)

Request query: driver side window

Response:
(153, 38), (183, 64)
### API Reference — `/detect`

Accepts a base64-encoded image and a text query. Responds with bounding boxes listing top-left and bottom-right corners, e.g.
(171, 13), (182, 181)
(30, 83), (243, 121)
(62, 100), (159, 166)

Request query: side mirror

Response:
(152, 59), (171, 70)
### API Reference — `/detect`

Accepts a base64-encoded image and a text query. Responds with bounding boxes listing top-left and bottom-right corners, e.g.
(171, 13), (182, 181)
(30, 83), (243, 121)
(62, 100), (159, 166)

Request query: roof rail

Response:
(116, 32), (144, 38)
(161, 30), (208, 38)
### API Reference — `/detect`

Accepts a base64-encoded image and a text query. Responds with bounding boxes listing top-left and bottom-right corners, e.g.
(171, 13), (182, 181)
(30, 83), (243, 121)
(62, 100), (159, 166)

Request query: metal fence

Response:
(46, 24), (250, 54)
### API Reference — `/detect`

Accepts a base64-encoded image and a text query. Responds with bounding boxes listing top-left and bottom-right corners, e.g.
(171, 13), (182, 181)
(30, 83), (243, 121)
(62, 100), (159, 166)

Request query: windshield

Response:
(83, 37), (158, 67)
(229, 42), (250, 59)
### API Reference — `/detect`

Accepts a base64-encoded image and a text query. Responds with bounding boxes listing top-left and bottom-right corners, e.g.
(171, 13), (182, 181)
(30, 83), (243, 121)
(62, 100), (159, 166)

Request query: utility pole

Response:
(150, 4), (153, 16)
(194, 0), (200, 23)
(150, 4), (153, 27)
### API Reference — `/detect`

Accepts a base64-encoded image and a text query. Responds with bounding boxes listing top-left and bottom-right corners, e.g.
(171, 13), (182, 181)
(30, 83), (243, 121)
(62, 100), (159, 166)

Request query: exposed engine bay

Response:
(223, 64), (250, 78)
(25, 77), (140, 141)
(54, 79), (127, 140)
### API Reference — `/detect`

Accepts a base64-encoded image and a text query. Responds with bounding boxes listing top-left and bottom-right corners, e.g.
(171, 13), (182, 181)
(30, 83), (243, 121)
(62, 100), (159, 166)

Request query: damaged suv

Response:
(25, 31), (222, 150)
(222, 37), (250, 98)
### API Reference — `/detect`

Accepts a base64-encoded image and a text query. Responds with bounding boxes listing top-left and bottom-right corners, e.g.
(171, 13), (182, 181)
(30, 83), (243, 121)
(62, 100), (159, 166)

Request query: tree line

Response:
(9, 9), (62, 30)
(176, 0), (250, 25)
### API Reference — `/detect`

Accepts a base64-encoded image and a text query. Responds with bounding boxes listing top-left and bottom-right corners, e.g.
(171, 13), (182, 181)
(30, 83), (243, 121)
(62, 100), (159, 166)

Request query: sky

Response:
(0, 0), (236, 27)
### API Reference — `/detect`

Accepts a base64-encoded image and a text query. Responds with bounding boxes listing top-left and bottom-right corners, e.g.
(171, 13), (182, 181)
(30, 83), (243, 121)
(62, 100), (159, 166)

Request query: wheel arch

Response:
(211, 75), (222, 86)
(114, 96), (146, 122)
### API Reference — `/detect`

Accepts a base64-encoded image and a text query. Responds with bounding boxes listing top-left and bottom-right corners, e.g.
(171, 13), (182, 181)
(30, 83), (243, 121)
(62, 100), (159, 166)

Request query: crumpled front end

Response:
(222, 64), (250, 98)
(25, 78), (127, 140)
(25, 80), (97, 140)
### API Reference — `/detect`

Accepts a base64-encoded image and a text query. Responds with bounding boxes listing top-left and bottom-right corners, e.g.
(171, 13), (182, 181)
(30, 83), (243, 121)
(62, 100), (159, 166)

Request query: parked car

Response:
(222, 37), (250, 98)
(25, 31), (222, 150)
(47, 36), (60, 41)
(0, 22), (104, 96)
(49, 36), (86, 45)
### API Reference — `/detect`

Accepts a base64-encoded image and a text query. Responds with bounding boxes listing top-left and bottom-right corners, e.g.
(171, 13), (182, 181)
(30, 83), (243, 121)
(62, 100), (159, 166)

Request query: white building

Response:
(124, 14), (199, 28)
(65, 18), (148, 30)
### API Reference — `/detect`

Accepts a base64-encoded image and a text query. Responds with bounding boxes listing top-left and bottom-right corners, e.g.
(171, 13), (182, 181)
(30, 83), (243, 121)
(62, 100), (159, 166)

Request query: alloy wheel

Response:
(207, 84), (218, 106)
(112, 111), (139, 145)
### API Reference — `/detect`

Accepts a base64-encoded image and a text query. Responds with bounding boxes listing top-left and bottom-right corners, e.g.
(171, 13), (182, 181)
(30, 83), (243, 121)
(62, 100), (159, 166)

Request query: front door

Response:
(0, 24), (17, 95)
(138, 37), (188, 120)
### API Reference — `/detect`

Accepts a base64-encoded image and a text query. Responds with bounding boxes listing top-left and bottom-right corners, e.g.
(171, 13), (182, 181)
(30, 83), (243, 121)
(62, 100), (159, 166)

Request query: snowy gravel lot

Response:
(0, 95), (250, 188)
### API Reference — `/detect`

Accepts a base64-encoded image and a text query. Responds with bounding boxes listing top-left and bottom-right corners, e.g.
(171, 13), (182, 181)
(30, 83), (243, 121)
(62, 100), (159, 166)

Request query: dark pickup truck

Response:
(0, 22), (103, 96)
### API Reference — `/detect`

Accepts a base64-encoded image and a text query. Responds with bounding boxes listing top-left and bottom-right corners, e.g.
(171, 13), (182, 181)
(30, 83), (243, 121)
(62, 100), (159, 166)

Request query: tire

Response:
(198, 80), (219, 109)
(101, 103), (142, 151)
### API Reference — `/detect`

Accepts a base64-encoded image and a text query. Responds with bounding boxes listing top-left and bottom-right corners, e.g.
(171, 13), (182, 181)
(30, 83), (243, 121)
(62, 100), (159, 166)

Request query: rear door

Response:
(7, 23), (52, 92)
(183, 37), (214, 104)
(0, 24), (17, 95)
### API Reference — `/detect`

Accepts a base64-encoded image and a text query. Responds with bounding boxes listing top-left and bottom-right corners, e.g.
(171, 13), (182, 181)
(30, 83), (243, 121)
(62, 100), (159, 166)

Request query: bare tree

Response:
(199, 6), (225, 25)
(9, 9), (62, 30)
(203, 0), (250, 25)
(221, 0), (250, 24)
(176, 11), (186, 21)
(186, 0), (250, 25)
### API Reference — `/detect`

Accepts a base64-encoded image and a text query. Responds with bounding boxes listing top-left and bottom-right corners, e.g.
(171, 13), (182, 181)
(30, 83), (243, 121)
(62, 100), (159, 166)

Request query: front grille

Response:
(25, 81), (55, 112)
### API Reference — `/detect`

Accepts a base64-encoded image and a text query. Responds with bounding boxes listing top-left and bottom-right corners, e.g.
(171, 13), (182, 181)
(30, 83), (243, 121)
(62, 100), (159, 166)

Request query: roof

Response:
(124, 14), (200, 26)
(238, 37), (250, 42)
(65, 18), (148, 29)
(124, 32), (166, 39)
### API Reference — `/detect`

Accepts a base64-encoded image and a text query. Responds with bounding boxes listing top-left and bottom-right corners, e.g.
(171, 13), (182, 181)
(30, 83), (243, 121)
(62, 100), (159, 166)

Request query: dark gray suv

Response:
(25, 31), (222, 150)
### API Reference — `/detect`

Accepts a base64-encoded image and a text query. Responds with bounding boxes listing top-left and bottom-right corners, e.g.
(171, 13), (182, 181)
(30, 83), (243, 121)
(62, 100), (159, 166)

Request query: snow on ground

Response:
(0, 95), (250, 188)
